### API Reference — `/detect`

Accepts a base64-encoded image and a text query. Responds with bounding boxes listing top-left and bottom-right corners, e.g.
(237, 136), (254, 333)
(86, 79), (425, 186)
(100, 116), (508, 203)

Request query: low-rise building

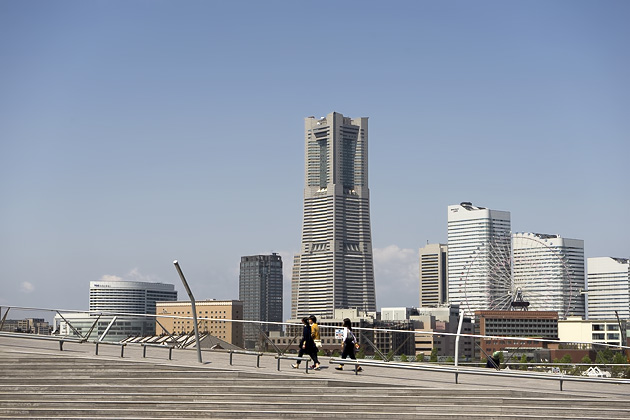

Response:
(558, 316), (626, 348)
(475, 310), (559, 359)
(1, 318), (51, 335)
(54, 312), (148, 341)
(411, 305), (473, 360)
(156, 300), (244, 348)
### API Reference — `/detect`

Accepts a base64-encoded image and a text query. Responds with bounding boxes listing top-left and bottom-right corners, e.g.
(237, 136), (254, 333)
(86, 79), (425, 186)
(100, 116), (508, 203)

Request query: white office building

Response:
(512, 233), (586, 319)
(56, 280), (177, 342)
(447, 202), (511, 317)
(587, 257), (630, 320)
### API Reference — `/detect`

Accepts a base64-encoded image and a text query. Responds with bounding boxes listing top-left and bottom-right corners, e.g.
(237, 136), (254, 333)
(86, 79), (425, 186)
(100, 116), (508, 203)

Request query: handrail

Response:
(94, 340), (126, 357)
(329, 357), (630, 391)
(0, 331), (85, 351)
(4, 304), (630, 388)
(140, 342), (175, 360)
(3, 328), (630, 391)
(228, 349), (264, 368)
(6, 304), (630, 352)
(274, 354), (312, 373)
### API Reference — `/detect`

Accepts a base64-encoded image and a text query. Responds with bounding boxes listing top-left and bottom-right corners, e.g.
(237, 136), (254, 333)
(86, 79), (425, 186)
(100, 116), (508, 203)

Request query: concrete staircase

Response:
(1, 350), (630, 419)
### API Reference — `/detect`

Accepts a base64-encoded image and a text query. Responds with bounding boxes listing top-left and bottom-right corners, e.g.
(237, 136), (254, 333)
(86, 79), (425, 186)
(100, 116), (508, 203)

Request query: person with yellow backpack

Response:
(309, 315), (322, 370)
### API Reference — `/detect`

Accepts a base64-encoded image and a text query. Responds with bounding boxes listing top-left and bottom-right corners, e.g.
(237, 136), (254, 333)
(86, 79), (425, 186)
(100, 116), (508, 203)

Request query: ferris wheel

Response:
(459, 232), (582, 319)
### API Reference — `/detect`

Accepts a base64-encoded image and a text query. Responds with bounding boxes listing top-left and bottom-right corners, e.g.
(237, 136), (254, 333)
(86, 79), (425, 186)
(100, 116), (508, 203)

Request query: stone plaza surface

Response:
(1, 334), (629, 419)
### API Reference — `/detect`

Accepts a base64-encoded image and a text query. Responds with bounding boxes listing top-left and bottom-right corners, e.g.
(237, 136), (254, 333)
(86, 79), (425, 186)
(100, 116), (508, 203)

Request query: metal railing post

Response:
(455, 309), (464, 367)
(55, 311), (84, 339)
(0, 307), (9, 331)
(85, 314), (102, 341)
(99, 316), (117, 342)
(95, 342), (99, 355)
(174, 260), (202, 364)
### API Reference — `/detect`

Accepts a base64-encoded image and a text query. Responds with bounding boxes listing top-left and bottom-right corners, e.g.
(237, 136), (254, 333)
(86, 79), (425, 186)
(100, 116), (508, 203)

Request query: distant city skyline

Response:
(1, 2), (628, 322)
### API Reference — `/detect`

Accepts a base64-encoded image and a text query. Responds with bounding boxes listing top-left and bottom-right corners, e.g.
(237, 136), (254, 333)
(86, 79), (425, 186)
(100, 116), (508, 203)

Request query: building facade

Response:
(411, 305), (474, 360)
(89, 280), (178, 319)
(1, 318), (51, 335)
(587, 257), (630, 320)
(512, 233), (586, 319)
(292, 112), (376, 319)
(419, 243), (448, 307)
(447, 202), (511, 317)
(155, 300), (244, 348)
(56, 280), (178, 342)
(239, 254), (283, 349)
(558, 316), (626, 348)
(476, 310), (559, 358)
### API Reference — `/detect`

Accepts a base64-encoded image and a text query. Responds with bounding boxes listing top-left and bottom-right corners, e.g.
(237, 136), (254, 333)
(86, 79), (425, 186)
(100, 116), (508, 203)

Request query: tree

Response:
(519, 354), (528, 371)
(596, 347), (613, 364)
(416, 353), (425, 363)
(356, 347), (365, 359)
(445, 356), (454, 364)
(612, 352), (626, 377)
(400, 354), (408, 362)
(430, 348), (438, 362)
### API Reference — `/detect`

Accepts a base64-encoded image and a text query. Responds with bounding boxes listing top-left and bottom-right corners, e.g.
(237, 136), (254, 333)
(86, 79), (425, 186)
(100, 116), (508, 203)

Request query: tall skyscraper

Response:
(587, 257), (630, 320)
(512, 233), (586, 319)
(447, 202), (511, 316)
(292, 112), (376, 319)
(239, 253), (283, 348)
(419, 243), (448, 307)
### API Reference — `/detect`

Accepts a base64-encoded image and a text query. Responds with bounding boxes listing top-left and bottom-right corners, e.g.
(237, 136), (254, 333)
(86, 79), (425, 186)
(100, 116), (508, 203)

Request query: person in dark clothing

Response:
(486, 351), (501, 369)
(292, 317), (320, 370)
(335, 318), (362, 372)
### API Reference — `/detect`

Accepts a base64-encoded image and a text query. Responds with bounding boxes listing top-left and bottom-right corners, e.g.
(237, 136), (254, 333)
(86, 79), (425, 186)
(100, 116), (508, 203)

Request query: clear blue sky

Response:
(1, 1), (628, 321)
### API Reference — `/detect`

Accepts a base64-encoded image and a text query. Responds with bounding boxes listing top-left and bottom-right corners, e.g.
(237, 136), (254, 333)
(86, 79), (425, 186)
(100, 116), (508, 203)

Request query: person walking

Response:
(292, 317), (320, 370)
(335, 318), (362, 372)
(308, 315), (322, 370)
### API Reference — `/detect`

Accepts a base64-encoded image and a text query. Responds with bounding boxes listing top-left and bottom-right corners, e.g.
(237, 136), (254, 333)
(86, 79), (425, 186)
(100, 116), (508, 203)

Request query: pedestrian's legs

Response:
(292, 346), (305, 369)
(336, 342), (351, 370)
(308, 348), (319, 368)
